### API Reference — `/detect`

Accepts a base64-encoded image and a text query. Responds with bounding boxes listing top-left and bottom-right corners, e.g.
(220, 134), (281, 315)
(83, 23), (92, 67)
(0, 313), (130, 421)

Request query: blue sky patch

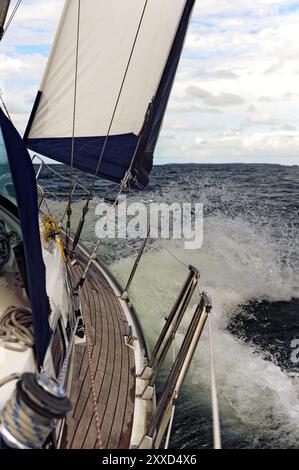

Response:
(278, 3), (299, 14)
(14, 44), (51, 56)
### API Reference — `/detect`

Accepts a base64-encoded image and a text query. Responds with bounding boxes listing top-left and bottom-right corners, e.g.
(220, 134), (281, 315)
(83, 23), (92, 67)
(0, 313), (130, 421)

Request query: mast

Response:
(0, 0), (11, 40)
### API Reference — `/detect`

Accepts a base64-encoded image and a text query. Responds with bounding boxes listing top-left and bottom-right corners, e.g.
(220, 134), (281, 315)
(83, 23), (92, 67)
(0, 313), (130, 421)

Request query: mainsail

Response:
(24, 0), (195, 189)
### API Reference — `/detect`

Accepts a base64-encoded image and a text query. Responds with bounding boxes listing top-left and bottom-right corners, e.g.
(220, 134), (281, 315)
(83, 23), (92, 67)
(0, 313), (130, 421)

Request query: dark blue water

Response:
(39, 163), (299, 449)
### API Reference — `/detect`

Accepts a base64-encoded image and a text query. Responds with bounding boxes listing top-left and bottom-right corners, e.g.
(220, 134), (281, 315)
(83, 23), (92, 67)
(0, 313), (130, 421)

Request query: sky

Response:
(0, 0), (299, 165)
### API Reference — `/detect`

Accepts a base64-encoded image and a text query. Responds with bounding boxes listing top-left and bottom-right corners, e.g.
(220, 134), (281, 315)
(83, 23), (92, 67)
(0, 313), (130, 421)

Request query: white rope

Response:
(208, 313), (222, 449)
(0, 307), (33, 351)
(0, 373), (20, 388)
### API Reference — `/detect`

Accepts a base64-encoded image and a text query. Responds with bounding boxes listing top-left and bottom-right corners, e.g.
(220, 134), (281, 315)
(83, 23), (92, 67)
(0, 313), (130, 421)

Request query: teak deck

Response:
(62, 250), (136, 449)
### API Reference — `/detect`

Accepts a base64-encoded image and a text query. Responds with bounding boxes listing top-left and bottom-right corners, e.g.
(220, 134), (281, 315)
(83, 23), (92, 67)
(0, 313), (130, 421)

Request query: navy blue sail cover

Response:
(0, 109), (51, 365)
(26, 132), (138, 185)
(24, 0), (195, 189)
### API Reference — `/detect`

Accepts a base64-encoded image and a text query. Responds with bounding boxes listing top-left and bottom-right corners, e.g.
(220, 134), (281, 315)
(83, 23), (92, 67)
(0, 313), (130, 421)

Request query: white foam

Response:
(109, 214), (299, 446)
(47, 196), (299, 446)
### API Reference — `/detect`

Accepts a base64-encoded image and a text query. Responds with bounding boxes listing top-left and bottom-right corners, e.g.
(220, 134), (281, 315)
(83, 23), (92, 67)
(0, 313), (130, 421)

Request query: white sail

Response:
(25, 0), (195, 187)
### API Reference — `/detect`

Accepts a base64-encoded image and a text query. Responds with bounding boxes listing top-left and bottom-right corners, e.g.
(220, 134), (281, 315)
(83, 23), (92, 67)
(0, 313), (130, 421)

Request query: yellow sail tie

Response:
(41, 215), (66, 262)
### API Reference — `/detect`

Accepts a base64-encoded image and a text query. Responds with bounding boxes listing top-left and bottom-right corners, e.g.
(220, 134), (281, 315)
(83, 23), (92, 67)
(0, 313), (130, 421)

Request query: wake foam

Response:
(110, 214), (299, 448)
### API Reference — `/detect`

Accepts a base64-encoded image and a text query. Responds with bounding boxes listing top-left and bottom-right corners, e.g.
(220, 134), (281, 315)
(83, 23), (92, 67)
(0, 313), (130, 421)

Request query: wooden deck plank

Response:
(74, 282), (115, 447)
(72, 345), (85, 379)
(86, 288), (125, 449)
(119, 346), (135, 449)
(63, 248), (137, 449)
(107, 305), (130, 448)
(70, 284), (110, 447)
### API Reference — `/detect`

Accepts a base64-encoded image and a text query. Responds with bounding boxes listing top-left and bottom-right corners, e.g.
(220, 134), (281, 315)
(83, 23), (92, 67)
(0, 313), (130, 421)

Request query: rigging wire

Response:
(65, 0), (81, 254)
(160, 239), (189, 269)
(139, 198), (191, 270)
(71, 0), (149, 255)
(1, 0), (22, 40)
(32, 154), (89, 194)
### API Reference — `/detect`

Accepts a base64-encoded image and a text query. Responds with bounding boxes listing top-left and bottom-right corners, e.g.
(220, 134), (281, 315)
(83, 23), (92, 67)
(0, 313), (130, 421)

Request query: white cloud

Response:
(194, 68), (238, 80)
(186, 85), (244, 106)
(246, 113), (280, 126)
(282, 124), (297, 131)
(0, 1), (62, 132)
(1, 0), (299, 164)
(158, 129), (299, 165)
(0, 53), (46, 81)
(2, 0), (63, 47)
(247, 105), (256, 113)
(157, 0), (299, 164)
(168, 104), (223, 114)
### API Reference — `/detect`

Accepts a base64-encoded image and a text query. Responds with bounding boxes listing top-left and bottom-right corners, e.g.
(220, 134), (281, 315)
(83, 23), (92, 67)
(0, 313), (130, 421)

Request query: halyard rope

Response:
(0, 373), (20, 388)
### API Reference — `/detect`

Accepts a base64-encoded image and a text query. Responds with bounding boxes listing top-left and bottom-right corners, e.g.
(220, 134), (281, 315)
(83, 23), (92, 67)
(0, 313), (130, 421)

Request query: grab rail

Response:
(138, 291), (212, 449)
(139, 266), (199, 390)
(117, 229), (211, 449)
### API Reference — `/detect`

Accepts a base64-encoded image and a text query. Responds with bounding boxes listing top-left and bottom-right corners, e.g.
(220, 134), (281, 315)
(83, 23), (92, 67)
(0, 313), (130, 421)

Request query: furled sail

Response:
(0, 108), (51, 365)
(24, 0), (195, 188)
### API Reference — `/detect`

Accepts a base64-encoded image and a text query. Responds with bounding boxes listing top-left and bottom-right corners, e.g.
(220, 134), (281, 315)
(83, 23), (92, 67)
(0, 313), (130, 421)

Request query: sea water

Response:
(41, 163), (299, 449)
